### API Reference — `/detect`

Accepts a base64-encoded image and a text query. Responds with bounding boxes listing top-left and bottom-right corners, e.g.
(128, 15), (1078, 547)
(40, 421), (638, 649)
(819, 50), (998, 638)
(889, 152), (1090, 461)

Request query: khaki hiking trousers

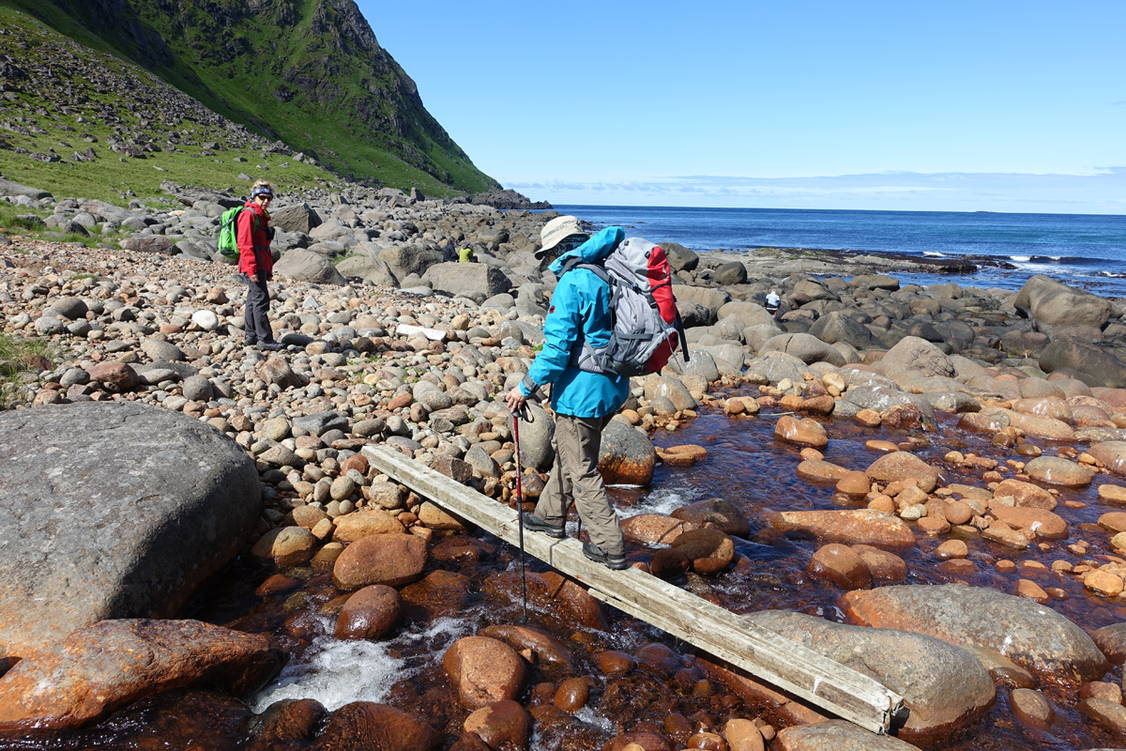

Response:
(533, 413), (625, 557)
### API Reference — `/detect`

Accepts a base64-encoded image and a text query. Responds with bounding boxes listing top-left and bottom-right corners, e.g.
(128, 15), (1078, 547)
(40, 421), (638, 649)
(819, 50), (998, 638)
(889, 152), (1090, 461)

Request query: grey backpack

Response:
(560, 237), (688, 377)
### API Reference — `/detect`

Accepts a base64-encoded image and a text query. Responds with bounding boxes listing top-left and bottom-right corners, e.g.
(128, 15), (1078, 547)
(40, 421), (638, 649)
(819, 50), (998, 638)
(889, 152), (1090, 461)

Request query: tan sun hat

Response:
(535, 215), (587, 260)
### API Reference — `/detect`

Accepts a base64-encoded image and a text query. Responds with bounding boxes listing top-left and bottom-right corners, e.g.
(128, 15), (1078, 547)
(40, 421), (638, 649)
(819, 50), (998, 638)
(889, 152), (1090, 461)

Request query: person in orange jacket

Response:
(238, 180), (281, 350)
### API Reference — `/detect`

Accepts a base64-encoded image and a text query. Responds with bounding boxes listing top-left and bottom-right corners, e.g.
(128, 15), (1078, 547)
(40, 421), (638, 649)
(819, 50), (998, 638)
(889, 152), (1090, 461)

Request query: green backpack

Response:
(216, 206), (259, 262)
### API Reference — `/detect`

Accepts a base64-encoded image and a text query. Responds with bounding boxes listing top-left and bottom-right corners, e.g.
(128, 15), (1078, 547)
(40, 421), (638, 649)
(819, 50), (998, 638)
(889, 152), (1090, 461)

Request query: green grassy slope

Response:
(2, 0), (498, 197)
(0, 6), (341, 203)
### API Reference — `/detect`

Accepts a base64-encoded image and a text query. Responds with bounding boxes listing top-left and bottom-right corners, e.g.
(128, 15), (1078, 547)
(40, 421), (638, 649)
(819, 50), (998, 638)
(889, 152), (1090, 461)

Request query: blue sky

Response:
(357, 1), (1126, 213)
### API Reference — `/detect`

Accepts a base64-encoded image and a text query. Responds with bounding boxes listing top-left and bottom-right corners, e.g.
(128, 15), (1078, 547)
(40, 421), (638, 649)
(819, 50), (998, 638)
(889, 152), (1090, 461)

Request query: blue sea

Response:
(554, 205), (1126, 299)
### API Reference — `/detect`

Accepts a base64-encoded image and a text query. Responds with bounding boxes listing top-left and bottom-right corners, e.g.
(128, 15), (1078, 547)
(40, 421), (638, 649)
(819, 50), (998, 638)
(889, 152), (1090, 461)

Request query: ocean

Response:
(554, 204), (1126, 299)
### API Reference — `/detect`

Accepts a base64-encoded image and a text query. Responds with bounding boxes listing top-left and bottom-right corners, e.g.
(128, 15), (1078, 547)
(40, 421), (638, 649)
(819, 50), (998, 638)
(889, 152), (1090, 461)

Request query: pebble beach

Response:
(1, 186), (1126, 751)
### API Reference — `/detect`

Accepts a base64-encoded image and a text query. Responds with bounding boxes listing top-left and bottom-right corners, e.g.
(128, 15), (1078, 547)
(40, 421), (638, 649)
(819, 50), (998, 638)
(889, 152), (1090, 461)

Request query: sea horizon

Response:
(552, 203), (1126, 298)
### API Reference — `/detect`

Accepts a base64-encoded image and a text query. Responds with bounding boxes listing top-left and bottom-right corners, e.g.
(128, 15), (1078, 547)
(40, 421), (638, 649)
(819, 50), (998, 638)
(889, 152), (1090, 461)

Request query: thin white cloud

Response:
(505, 168), (1126, 213)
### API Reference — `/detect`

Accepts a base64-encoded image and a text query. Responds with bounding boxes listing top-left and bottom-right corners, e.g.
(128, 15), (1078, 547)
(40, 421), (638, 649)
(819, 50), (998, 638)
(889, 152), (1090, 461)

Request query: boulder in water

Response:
(0, 402), (260, 657)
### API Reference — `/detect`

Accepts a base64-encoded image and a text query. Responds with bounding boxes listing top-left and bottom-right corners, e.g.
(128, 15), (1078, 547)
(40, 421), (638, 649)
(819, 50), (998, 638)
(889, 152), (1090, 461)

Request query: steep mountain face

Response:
(15, 0), (498, 195)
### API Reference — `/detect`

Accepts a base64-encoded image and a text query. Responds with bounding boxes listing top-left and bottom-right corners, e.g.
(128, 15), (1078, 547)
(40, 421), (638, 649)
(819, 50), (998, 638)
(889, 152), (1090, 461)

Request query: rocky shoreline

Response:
(1, 183), (1126, 750)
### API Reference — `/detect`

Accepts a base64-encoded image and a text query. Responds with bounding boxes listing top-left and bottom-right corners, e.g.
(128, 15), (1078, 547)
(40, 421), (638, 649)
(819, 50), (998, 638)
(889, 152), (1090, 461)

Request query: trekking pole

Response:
(512, 405), (530, 622)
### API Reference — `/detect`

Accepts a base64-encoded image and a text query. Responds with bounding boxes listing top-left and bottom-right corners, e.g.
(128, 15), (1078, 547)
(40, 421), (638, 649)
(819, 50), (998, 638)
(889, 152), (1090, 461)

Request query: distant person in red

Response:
(238, 180), (282, 350)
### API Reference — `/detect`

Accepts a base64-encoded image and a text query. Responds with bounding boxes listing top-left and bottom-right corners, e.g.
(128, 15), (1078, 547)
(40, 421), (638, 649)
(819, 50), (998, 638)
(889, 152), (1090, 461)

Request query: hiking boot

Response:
(256, 341), (284, 351)
(520, 511), (565, 539)
(582, 541), (628, 570)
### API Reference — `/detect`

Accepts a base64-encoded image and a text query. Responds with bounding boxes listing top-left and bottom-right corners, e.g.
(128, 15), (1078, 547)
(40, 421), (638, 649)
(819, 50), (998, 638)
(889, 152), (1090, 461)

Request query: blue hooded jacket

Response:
(518, 225), (631, 418)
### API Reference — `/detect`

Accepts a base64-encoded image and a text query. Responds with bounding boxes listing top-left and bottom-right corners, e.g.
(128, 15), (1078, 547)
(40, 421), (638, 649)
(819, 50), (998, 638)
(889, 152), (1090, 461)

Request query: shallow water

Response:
(4, 400), (1126, 750)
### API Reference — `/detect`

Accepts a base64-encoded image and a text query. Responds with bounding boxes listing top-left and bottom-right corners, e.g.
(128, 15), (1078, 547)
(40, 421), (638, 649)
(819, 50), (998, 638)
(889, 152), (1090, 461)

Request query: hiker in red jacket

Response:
(238, 180), (282, 350)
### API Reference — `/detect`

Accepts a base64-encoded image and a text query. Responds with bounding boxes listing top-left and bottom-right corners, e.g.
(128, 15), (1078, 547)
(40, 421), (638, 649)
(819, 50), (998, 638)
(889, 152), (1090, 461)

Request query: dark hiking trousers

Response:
(243, 272), (274, 344)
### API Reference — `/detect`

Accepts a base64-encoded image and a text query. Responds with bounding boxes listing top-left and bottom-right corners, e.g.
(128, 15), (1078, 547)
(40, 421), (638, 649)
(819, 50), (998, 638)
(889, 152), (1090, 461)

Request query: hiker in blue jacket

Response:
(505, 216), (630, 569)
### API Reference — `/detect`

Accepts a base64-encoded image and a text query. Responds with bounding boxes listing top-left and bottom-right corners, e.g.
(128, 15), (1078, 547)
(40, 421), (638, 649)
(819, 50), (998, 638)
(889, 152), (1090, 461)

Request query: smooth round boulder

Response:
(463, 699), (531, 749)
(865, 452), (941, 493)
(332, 509), (405, 542)
(599, 419), (657, 485)
(808, 544), (871, 590)
(774, 415), (829, 448)
(1024, 456), (1095, 487)
(1090, 442), (1126, 475)
(332, 533), (428, 590)
(0, 403), (260, 657)
(841, 583), (1107, 683)
(991, 478), (1056, 510)
(442, 636), (527, 709)
(746, 611), (993, 743)
(334, 584), (401, 640)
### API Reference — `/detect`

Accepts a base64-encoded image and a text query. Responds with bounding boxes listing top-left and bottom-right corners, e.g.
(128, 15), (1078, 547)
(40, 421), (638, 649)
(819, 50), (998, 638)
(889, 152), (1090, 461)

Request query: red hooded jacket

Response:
(236, 200), (273, 277)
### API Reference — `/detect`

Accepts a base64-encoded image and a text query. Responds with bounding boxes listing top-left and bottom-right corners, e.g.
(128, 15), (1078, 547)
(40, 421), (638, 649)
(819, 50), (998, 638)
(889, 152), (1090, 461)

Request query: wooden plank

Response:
(364, 444), (906, 734)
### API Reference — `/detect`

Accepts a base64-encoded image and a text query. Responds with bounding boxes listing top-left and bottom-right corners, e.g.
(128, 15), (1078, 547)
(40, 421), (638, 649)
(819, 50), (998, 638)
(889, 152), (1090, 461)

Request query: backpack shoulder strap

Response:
(559, 257), (611, 286)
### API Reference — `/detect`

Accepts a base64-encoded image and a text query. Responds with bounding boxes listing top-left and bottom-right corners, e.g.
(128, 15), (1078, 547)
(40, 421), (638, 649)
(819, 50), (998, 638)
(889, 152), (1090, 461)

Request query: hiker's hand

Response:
(505, 387), (526, 415)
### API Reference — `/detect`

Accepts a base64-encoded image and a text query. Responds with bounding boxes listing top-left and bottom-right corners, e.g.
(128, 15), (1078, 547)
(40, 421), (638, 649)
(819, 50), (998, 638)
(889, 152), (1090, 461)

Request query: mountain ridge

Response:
(3, 0), (498, 196)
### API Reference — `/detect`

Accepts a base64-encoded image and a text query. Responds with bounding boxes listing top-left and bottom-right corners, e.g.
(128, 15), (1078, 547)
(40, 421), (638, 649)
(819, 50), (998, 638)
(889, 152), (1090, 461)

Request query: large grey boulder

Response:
(270, 202), (324, 235)
(660, 241), (698, 272)
(0, 178), (51, 200)
(423, 262), (511, 304)
(746, 611), (993, 742)
(1039, 338), (1126, 388)
(760, 332), (846, 366)
(879, 336), (954, 378)
(378, 244), (446, 278)
(842, 583), (1108, 683)
(1014, 274), (1113, 330)
(0, 402), (261, 657)
(274, 249), (346, 285)
(809, 310), (873, 349)
(336, 254), (399, 287)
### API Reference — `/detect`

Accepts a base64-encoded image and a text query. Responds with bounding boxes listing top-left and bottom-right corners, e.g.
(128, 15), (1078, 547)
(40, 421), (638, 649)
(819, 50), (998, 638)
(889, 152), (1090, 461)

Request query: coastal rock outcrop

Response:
(841, 583), (1107, 683)
(0, 619), (273, 731)
(0, 402), (260, 657)
(746, 611), (993, 742)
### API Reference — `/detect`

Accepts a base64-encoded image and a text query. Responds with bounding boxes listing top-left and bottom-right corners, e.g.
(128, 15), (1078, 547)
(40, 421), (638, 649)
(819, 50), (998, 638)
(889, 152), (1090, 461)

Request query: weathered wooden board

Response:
(364, 443), (906, 734)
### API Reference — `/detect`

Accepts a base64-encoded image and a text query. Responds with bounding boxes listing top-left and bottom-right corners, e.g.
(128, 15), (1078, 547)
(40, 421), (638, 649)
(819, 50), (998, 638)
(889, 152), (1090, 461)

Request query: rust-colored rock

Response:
(1090, 441), (1126, 475)
(442, 636), (526, 709)
(768, 509), (915, 548)
(310, 702), (438, 751)
(332, 509), (405, 542)
(836, 470), (871, 496)
(602, 731), (674, 751)
(463, 699), (531, 749)
(808, 544), (871, 589)
(1023, 456), (1095, 487)
(722, 718), (765, 751)
(851, 544), (908, 582)
(88, 362), (139, 392)
(991, 479), (1056, 510)
(553, 676), (592, 711)
(1009, 688), (1053, 730)
(796, 459), (852, 483)
(0, 619), (272, 731)
(478, 625), (574, 670)
(400, 570), (471, 620)
(989, 506), (1068, 540)
(774, 415), (828, 448)
(865, 452), (941, 493)
(334, 585), (400, 640)
(332, 533), (427, 590)
(621, 514), (698, 545)
(1098, 511), (1126, 534)
(594, 650), (635, 676)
